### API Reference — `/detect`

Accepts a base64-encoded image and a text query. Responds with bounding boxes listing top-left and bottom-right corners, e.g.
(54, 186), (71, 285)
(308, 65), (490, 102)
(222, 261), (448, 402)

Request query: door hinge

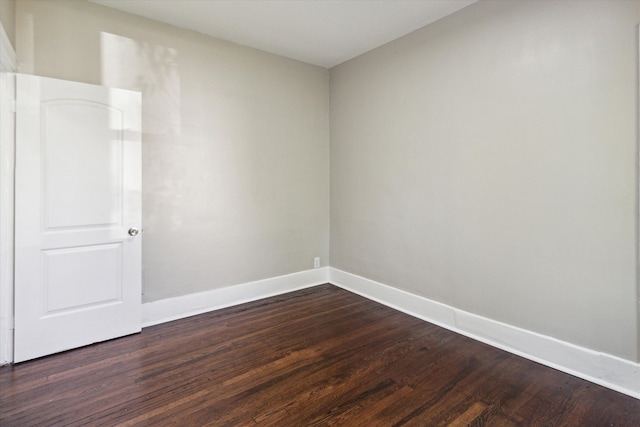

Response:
(10, 99), (16, 113)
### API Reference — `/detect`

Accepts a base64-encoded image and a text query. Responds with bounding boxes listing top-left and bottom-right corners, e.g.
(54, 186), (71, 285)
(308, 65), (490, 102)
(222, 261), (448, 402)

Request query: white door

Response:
(14, 74), (142, 363)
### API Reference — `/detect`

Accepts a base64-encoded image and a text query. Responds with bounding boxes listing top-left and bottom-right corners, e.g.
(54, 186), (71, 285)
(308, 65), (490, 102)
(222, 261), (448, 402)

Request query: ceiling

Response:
(89, 0), (478, 68)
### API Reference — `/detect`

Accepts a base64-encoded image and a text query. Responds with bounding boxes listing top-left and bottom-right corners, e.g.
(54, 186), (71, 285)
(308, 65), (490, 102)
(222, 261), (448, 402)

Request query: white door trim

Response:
(0, 22), (17, 365)
(637, 25), (640, 364)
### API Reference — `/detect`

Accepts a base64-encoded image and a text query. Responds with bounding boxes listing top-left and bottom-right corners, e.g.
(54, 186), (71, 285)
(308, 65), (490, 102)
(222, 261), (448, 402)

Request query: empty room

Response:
(1, 0), (640, 425)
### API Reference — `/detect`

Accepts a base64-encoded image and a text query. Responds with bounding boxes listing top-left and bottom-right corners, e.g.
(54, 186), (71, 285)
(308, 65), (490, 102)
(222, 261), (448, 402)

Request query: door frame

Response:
(637, 26), (640, 362)
(0, 21), (17, 365)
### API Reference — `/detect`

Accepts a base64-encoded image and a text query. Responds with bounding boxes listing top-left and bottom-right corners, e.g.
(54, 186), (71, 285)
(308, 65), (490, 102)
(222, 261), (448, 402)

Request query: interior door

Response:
(14, 74), (142, 363)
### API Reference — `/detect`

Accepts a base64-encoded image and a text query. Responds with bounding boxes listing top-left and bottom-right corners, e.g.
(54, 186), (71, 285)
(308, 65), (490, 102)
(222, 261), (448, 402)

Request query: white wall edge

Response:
(329, 267), (640, 400)
(0, 21), (16, 366)
(142, 267), (330, 327)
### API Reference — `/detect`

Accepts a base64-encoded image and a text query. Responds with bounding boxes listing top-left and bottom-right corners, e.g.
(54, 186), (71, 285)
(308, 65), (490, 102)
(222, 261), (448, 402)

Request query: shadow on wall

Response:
(100, 32), (181, 136)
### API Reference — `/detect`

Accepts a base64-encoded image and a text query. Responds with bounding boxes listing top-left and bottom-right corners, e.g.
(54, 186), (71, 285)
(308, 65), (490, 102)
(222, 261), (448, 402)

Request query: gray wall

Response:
(0, 0), (15, 47)
(16, 0), (329, 302)
(13, 0), (640, 363)
(330, 0), (639, 361)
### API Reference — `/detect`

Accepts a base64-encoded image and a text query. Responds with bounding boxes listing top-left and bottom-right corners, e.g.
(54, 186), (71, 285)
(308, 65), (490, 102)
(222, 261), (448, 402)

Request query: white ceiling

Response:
(89, 0), (478, 68)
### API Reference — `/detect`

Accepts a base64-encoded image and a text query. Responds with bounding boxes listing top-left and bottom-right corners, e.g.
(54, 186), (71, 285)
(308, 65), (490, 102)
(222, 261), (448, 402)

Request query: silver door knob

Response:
(128, 228), (139, 237)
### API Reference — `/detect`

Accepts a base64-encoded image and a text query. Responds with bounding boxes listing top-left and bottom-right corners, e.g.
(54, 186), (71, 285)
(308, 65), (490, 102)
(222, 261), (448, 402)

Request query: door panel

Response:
(14, 74), (142, 363)
(43, 243), (122, 314)
(43, 101), (123, 229)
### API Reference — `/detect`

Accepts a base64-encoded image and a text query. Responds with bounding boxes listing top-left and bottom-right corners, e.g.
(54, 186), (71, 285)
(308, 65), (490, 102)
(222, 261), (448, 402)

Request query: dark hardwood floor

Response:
(1, 284), (639, 426)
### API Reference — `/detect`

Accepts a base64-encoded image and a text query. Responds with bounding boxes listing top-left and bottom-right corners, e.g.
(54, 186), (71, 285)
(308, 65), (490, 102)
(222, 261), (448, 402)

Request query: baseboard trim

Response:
(142, 267), (330, 327)
(329, 267), (640, 399)
(141, 266), (639, 399)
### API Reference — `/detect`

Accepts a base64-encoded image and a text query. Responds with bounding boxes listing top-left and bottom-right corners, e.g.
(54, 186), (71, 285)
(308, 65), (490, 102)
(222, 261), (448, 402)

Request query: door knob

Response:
(128, 228), (139, 237)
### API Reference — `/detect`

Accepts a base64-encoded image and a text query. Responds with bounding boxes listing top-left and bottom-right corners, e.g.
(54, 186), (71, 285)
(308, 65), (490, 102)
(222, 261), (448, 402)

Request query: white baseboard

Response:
(142, 267), (330, 327)
(142, 266), (639, 399)
(329, 267), (640, 399)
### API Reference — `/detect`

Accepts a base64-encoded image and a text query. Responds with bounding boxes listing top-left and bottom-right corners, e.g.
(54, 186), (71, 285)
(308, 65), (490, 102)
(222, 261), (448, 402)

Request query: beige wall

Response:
(0, 0), (15, 47)
(13, 0), (640, 363)
(15, 0), (329, 302)
(330, 0), (639, 361)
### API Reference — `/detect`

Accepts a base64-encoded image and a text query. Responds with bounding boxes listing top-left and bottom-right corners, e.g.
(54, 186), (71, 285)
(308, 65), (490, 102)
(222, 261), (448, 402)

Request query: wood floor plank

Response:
(446, 401), (489, 427)
(1, 284), (639, 426)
